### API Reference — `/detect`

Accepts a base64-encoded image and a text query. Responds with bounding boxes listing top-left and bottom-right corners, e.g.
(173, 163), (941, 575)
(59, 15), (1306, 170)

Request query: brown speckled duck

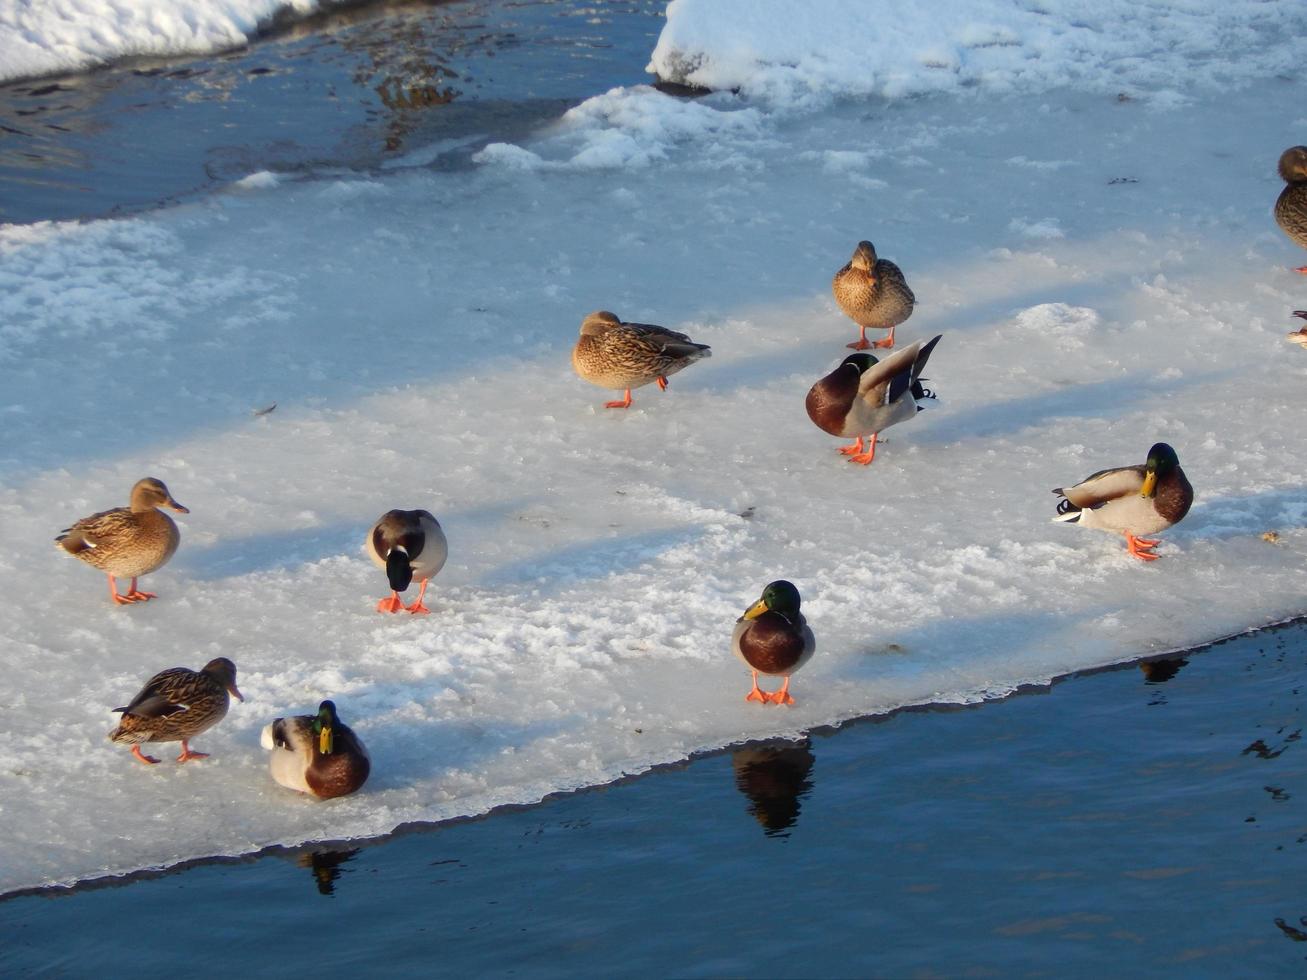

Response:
(109, 657), (243, 765)
(56, 477), (188, 605)
(367, 509), (448, 614)
(732, 580), (816, 707)
(1275, 146), (1307, 274)
(571, 310), (711, 409)
(1053, 442), (1194, 561)
(832, 240), (915, 350)
(262, 700), (371, 800)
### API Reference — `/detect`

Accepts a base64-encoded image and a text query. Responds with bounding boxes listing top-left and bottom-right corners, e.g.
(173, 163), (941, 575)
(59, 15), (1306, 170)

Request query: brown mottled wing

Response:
(876, 258), (915, 307)
(805, 362), (859, 436)
(118, 668), (196, 716)
(1276, 185), (1307, 250)
(1058, 465), (1146, 508)
(737, 613), (808, 674)
(61, 506), (132, 544)
(623, 322), (708, 359)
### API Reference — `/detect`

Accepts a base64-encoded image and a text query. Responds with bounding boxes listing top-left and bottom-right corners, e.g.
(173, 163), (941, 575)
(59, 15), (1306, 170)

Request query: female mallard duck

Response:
(832, 240), (915, 350)
(109, 657), (243, 765)
(1287, 310), (1307, 347)
(367, 509), (447, 614)
(55, 477), (189, 605)
(805, 335), (941, 465)
(1275, 146), (1307, 273)
(571, 310), (711, 409)
(261, 700), (370, 800)
(1053, 442), (1194, 561)
(732, 580), (816, 706)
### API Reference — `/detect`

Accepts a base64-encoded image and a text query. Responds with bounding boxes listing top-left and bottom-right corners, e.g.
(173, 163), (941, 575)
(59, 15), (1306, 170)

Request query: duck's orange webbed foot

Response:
(870, 327), (895, 349)
(405, 580), (431, 615)
(176, 741), (209, 763)
(131, 746), (160, 765)
(838, 437), (864, 456)
(1125, 534), (1161, 561)
(605, 389), (633, 409)
(1295, 266), (1307, 275)
(656, 376), (668, 391)
(376, 593), (405, 613)
(745, 672), (768, 704)
(848, 434), (878, 466)
(766, 679), (795, 706)
(107, 575), (140, 604)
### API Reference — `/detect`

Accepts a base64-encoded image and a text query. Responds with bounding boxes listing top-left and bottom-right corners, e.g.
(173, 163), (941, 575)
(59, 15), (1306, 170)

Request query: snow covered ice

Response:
(3, 0), (1307, 893)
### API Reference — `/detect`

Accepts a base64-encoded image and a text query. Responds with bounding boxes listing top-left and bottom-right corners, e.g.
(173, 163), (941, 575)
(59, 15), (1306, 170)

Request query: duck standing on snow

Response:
(262, 700), (370, 800)
(55, 477), (189, 605)
(805, 335), (941, 466)
(832, 240), (915, 350)
(367, 509), (447, 614)
(1053, 442), (1194, 561)
(1275, 146), (1307, 274)
(571, 310), (711, 409)
(108, 657), (243, 765)
(732, 580), (816, 707)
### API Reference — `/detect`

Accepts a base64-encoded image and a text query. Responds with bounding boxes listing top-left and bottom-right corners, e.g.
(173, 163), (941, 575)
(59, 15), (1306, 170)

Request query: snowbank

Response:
(650, 0), (1307, 105)
(0, 0), (322, 83)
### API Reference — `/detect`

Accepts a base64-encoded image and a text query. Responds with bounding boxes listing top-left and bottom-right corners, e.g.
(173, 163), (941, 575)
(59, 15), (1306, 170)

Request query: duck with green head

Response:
(732, 580), (816, 706)
(262, 700), (371, 800)
(805, 335), (941, 465)
(1053, 442), (1194, 561)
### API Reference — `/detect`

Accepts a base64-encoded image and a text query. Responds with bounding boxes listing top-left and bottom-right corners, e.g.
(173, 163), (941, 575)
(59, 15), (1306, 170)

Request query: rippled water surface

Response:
(0, 0), (663, 223)
(3, 622), (1305, 976)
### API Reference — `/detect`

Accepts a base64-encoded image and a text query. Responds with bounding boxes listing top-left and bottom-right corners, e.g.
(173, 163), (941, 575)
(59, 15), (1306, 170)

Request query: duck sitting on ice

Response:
(262, 700), (370, 800)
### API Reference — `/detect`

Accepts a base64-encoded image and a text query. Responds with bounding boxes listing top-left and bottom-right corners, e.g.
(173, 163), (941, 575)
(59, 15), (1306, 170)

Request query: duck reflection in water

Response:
(731, 740), (816, 837)
(296, 847), (361, 896)
(1139, 656), (1189, 684)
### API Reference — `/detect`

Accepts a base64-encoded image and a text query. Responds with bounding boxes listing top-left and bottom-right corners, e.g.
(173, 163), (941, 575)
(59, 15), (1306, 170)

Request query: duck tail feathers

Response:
(1053, 496), (1082, 523)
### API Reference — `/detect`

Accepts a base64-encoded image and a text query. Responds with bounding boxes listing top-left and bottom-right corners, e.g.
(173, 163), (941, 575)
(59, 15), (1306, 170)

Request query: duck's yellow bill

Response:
(1140, 471), (1157, 497)
(319, 726), (333, 755)
(742, 599), (769, 620)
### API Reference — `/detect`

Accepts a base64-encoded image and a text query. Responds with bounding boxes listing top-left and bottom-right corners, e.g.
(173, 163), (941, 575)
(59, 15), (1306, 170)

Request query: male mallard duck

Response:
(56, 477), (189, 605)
(108, 657), (243, 765)
(832, 240), (915, 350)
(1275, 146), (1307, 274)
(261, 700), (370, 800)
(805, 335), (941, 465)
(732, 580), (816, 706)
(571, 310), (711, 409)
(1053, 442), (1194, 561)
(367, 509), (447, 614)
